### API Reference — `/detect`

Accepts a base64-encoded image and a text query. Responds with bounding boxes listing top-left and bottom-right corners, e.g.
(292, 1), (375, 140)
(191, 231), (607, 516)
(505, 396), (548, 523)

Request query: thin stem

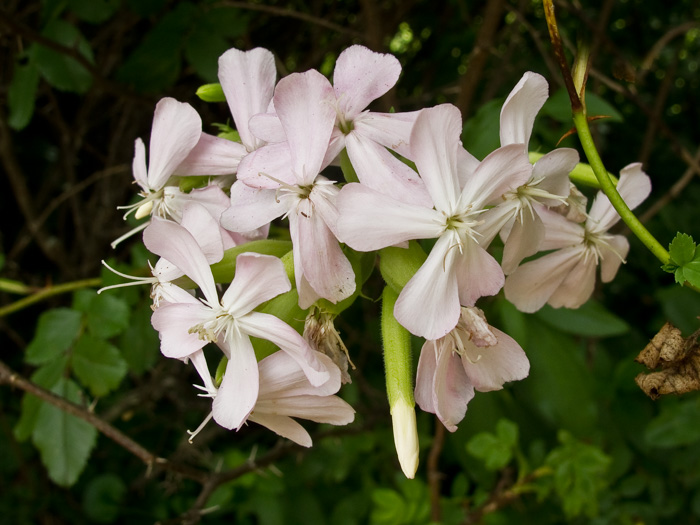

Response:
(0, 359), (208, 484)
(572, 111), (670, 265)
(0, 277), (101, 317)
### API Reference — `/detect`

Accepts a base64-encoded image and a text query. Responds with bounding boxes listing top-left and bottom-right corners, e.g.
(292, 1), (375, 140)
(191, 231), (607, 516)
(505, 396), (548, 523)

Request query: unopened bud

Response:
(390, 399), (419, 479)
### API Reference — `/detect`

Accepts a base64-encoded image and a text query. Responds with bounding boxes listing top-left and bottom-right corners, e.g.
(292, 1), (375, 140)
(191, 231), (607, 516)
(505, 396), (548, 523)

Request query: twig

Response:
(0, 359), (209, 484)
(457, 0), (505, 117)
(0, 278), (101, 317)
(211, 1), (363, 39)
(639, 145), (700, 223)
(427, 418), (446, 522)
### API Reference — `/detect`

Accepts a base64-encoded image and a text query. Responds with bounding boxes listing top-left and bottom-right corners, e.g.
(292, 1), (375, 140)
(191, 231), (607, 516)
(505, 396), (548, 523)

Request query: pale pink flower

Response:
(504, 163), (652, 312)
(478, 72), (579, 273)
(245, 45), (430, 206)
(143, 217), (331, 431)
(173, 47), (278, 178)
(221, 70), (356, 308)
(337, 104), (532, 339)
(414, 307), (529, 432)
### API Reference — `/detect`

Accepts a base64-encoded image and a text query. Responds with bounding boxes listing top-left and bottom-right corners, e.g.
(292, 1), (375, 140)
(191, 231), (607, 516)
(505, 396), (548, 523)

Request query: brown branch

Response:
(640, 21), (700, 81)
(0, 111), (68, 271)
(211, 1), (363, 39)
(0, 359), (209, 484)
(456, 0), (505, 117)
(639, 145), (700, 223)
(427, 417), (446, 523)
(542, 0), (582, 112)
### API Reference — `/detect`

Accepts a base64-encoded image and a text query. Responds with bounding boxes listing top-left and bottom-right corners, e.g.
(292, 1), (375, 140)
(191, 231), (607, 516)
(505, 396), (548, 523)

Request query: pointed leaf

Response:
(32, 378), (98, 487)
(26, 308), (83, 365)
(72, 334), (128, 397)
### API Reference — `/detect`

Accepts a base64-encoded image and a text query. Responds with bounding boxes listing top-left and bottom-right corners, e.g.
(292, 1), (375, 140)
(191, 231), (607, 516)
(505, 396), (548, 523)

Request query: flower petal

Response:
(221, 181), (287, 233)
(336, 183), (443, 251)
(175, 132), (247, 176)
(548, 254), (597, 309)
(394, 233), (461, 339)
(346, 132), (432, 207)
(501, 209), (544, 274)
(333, 45), (401, 118)
(600, 235), (629, 283)
(238, 311), (331, 387)
(587, 163), (651, 234)
(499, 72), (548, 147)
(212, 331), (259, 430)
(132, 138), (148, 189)
(290, 201), (356, 305)
(433, 339), (474, 432)
(218, 47), (276, 150)
(254, 395), (354, 425)
(222, 253), (291, 315)
(353, 110), (418, 160)
(258, 352), (341, 398)
(247, 413), (312, 447)
(410, 104), (462, 213)
(147, 98), (202, 189)
(414, 340), (438, 414)
(459, 144), (532, 209)
(504, 246), (583, 313)
(151, 301), (210, 359)
(248, 111), (286, 144)
(274, 70), (336, 184)
(143, 218), (218, 303)
(454, 239), (504, 306)
(462, 328), (529, 391)
(180, 203), (224, 264)
(236, 142), (296, 189)
(532, 148), (579, 203)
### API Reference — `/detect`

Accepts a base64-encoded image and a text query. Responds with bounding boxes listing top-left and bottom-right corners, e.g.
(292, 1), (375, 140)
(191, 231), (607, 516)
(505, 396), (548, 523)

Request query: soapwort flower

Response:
(143, 217), (331, 431)
(414, 307), (529, 431)
(337, 103), (532, 339)
(504, 163), (652, 312)
(222, 69), (356, 309)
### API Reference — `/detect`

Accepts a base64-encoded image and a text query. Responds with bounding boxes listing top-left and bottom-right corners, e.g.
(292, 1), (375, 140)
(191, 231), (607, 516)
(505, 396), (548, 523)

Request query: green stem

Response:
(572, 111), (670, 265)
(0, 277), (101, 317)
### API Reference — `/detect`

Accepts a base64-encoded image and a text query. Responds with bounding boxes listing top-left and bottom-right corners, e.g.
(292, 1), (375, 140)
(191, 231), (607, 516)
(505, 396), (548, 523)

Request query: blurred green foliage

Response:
(1, 0), (700, 523)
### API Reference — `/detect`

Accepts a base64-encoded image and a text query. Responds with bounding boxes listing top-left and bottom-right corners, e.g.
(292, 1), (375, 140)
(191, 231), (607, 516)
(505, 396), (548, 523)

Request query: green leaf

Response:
(116, 2), (197, 92)
(26, 308), (83, 365)
(8, 58), (40, 130)
(118, 301), (159, 375)
(668, 233), (696, 266)
(14, 358), (69, 442)
(541, 89), (623, 124)
(72, 334), (128, 397)
(466, 419), (518, 470)
(462, 98), (503, 160)
(656, 285), (700, 335)
(33, 20), (94, 93)
(32, 377), (98, 487)
(82, 474), (127, 523)
(370, 488), (406, 524)
(644, 398), (700, 448)
(66, 0), (120, 23)
(515, 319), (598, 435)
(681, 260), (700, 288)
(545, 430), (610, 519)
(84, 293), (130, 339)
(535, 300), (629, 337)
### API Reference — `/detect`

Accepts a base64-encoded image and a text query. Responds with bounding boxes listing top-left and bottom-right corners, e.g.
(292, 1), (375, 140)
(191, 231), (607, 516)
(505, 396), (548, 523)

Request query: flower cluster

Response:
(105, 45), (651, 474)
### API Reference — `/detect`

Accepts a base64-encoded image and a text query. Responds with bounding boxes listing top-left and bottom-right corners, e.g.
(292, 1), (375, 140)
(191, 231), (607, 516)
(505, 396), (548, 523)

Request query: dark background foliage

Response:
(1, 0), (699, 523)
